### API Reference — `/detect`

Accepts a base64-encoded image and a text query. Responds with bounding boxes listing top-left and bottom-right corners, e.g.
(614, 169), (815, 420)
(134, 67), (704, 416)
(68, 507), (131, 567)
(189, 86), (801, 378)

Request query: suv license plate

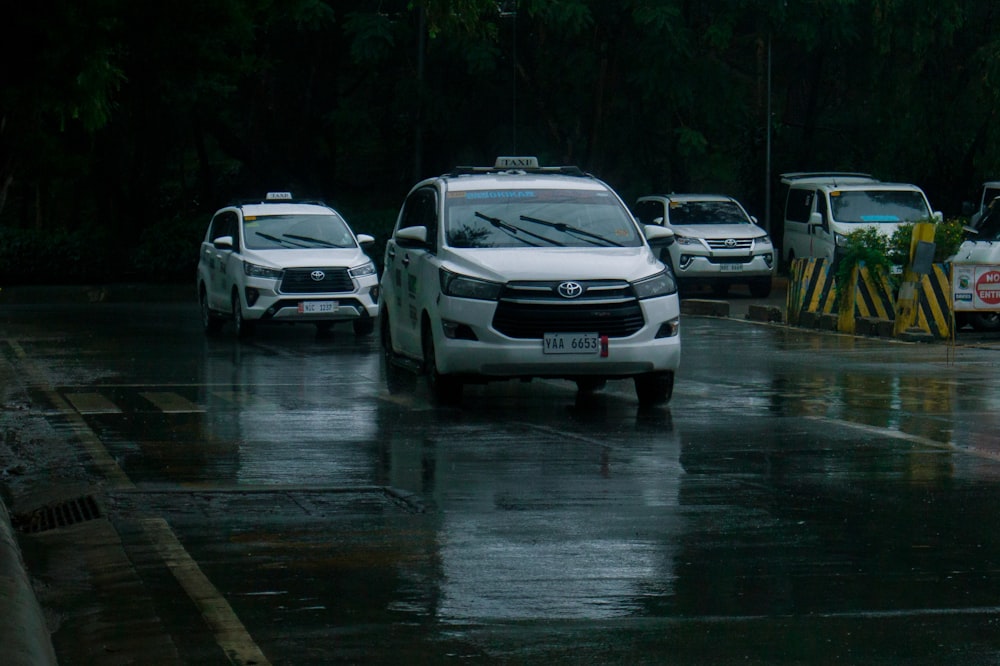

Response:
(720, 264), (743, 272)
(543, 332), (600, 354)
(298, 301), (339, 314)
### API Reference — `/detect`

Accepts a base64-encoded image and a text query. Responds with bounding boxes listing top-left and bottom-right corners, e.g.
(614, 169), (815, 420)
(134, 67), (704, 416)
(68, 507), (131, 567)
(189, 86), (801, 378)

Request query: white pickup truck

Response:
(952, 193), (1000, 331)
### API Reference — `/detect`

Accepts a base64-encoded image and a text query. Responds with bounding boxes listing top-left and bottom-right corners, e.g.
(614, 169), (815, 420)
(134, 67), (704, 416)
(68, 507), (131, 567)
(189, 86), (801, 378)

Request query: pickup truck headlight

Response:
(243, 262), (283, 279)
(440, 268), (502, 300)
(632, 270), (678, 299)
(349, 260), (376, 278)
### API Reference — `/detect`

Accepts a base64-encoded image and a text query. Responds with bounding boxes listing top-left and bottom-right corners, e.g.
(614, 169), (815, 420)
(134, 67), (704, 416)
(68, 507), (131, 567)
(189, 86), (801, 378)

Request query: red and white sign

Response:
(976, 269), (1000, 306)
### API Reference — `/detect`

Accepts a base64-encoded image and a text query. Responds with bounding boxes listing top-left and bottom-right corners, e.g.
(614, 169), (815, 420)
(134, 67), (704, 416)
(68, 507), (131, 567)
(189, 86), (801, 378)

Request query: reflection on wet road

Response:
(5, 300), (1000, 663)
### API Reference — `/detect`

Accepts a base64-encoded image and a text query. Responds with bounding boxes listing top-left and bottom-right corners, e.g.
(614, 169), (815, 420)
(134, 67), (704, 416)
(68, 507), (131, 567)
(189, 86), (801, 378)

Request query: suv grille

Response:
(280, 267), (354, 294)
(705, 238), (754, 250)
(492, 280), (644, 339)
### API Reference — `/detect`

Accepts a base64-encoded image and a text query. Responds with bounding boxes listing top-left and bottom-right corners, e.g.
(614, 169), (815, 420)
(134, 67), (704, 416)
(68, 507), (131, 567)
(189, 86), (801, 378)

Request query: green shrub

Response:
(889, 218), (965, 265)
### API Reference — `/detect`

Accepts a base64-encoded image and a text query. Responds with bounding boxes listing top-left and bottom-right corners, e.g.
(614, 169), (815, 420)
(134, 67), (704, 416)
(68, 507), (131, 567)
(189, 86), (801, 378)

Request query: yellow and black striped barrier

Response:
(786, 258), (837, 325)
(912, 263), (951, 339)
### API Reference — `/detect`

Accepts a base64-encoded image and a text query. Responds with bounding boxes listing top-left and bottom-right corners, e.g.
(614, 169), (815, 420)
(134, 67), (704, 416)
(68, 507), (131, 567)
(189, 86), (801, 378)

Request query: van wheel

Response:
(422, 320), (462, 405)
(969, 312), (1000, 332)
(381, 312), (415, 393)
(200, 287), (223, 336)
(232, 292), (255, 339)
(634, 371), (674, 407)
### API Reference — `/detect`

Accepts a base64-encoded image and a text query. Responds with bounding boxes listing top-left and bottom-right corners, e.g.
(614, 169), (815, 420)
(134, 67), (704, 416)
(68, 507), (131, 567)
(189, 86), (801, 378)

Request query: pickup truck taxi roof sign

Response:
(494, 156), (539, 169)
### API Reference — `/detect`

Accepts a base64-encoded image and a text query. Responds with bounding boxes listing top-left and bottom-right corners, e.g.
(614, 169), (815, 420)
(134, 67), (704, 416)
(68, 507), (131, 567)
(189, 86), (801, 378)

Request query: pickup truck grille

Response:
(280, 268), (354, 293)
(492, 280), (644, 339)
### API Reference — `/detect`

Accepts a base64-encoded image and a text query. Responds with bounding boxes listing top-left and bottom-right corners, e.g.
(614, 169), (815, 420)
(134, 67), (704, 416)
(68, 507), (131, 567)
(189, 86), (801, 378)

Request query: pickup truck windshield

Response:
(830, 190), (931, 224)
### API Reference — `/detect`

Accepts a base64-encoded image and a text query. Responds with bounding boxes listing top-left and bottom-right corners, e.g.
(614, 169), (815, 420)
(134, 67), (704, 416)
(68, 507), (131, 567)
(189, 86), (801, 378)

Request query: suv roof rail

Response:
(780, 171), (876, 185)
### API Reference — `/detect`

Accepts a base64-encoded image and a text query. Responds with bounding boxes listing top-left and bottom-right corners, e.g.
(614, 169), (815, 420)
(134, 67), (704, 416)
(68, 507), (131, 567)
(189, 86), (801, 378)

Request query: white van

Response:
(951, 195), (1000, 331)
(781, 172), (942, 267)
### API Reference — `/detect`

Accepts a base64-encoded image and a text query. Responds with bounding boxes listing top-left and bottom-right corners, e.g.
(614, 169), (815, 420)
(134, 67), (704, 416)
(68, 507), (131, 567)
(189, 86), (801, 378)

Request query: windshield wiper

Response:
(474, 211), (563, 246)
(519, 215), (623, 247)
(255, 231), (306, 248)
(283, 233), (346, 248)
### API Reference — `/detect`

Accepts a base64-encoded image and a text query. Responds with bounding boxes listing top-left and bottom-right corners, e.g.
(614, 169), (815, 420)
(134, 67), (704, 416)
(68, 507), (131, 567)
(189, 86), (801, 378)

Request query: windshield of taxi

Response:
(667, 200), (751, 225)
(830, 190), (931, 224)
(243, 213), (356, 250)
(445, 188), (642, 248)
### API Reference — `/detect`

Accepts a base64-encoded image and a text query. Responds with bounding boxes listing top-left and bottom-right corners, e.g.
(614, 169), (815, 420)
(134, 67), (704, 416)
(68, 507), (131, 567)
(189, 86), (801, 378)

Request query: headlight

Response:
(756, 236), (773, 248)
(349, 261), (377, 278)
(243, 262), (283, 279)
(834, 232), (850, 248)
(632, 270), (677, 299)
(674, 235), (701, 246)
(440, 268), (502, 300)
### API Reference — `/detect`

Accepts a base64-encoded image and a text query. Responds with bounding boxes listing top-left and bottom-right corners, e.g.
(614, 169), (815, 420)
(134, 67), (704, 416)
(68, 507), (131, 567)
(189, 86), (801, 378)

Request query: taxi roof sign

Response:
(266, 191), (293, 200)
(494, 156), (539, 169)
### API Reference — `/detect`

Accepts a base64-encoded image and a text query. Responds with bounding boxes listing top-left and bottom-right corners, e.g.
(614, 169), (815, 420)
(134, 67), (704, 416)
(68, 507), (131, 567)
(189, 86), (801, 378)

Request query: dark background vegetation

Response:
(1, 0), (997, 284)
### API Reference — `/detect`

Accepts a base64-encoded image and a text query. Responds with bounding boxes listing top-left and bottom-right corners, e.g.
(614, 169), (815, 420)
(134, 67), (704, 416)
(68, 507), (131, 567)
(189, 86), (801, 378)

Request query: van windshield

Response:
(830, 190), (931, 224)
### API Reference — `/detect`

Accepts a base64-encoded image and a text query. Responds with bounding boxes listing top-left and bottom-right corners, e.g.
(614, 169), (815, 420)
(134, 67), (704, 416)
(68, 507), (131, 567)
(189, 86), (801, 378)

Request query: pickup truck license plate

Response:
(543, 332), (600, 354)
(298, 301), (338, 314)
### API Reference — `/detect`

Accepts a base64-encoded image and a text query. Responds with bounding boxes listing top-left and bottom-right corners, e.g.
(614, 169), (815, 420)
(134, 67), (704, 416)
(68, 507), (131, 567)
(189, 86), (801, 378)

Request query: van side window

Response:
(786, 189), (813, 223)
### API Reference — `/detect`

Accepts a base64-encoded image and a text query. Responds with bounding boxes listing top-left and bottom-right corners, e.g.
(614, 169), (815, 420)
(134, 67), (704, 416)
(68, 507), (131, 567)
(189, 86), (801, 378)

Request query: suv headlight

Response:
(349, 260), (376, 278)
(440, 268), (502, 300)
(756, 236), (773, 248)
(632, 270), (677, 299)
(243, 262), (283, 279)
(674, 235), (701, 246)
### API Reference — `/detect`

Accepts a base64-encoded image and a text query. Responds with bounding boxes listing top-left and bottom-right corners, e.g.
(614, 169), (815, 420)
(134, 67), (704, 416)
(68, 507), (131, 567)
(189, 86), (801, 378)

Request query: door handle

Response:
(402, 255), (411, 267)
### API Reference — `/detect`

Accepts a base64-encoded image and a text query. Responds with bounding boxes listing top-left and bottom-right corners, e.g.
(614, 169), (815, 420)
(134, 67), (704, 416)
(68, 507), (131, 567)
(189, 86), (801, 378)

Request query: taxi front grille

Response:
(280, 268), (353, 293)
(492, 301), (645, 339)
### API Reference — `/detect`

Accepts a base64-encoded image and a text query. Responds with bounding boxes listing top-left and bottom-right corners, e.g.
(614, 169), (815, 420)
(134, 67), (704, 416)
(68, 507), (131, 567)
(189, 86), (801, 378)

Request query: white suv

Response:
(197, 193), (380, 338)
(379, 157), (681, 406)
(632, 193), (775, 296)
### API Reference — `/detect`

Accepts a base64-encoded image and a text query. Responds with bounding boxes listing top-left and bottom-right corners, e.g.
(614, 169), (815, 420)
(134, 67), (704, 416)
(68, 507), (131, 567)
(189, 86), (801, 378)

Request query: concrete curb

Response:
(0, 499), (57, 666)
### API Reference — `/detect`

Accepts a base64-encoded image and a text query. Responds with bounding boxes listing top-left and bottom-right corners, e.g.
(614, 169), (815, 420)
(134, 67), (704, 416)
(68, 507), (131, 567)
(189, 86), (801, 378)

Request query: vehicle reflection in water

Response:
(371, 377), (685, 623)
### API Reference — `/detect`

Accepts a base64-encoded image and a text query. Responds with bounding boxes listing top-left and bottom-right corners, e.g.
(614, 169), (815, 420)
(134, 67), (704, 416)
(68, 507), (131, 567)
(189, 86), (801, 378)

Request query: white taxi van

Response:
(379, 157), (681, 406)
(197, 192), (380, 338)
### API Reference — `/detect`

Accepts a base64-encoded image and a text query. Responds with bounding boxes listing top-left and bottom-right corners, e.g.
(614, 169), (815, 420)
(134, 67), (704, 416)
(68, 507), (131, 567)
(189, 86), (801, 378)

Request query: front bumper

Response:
(241, 276), (380, 322)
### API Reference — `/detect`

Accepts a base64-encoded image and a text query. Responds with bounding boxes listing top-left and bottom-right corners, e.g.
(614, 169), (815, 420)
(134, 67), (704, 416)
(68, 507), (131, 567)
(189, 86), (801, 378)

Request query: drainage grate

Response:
(14, 495), (103, 533)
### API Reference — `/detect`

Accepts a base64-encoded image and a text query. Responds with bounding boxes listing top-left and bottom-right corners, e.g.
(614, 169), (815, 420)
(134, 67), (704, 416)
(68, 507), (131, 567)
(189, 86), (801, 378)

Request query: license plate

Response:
(543, 332), (600, 354)
(298, 300), (338, 314)
(720, 263), (743, 272)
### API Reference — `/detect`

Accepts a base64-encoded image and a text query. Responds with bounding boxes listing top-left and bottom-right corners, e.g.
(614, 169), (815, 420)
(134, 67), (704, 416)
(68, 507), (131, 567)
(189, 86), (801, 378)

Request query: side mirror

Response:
(356, 233), (375, 247)
(394, 226), (428, 247)
(750, 215), (759, 225)
(213, 235), (233, 250)
(932, 211), (944, 223)
(644, 224), (675, 246)
(808, 212), (823, 226)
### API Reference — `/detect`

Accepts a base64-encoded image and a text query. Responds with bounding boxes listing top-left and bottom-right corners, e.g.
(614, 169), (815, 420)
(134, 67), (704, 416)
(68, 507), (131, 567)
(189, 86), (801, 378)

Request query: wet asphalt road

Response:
(4, 288), (1000, 664)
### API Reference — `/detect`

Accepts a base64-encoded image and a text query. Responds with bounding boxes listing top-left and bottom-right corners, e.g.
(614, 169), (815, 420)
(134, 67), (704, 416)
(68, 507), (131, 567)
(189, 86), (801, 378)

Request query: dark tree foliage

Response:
(1, 0), (998, 283)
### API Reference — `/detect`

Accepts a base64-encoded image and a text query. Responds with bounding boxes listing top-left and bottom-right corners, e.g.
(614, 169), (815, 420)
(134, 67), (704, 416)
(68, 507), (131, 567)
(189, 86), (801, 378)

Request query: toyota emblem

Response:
(310, 270), (326, 282)
(557, 281), (584, 299)
(724, 238), (737, 247)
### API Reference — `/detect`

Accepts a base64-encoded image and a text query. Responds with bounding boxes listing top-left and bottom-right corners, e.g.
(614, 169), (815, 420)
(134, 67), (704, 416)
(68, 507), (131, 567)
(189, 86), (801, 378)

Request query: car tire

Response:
(353, 317), (375, 337)
(634, 371), (674, 407)
(749, 277), (772, 298)
(200, 287), (223, 336)
(422, 319), (462, 405)
(381, 312), (416, 394)
(232, 292), (255, 339)
(969, 312), (1000, 332)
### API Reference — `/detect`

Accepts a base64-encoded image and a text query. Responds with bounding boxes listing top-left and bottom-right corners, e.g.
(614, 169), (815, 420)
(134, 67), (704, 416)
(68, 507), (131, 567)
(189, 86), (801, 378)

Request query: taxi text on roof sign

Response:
(494, 156), (539, 169)
(266, 191), (293, 200)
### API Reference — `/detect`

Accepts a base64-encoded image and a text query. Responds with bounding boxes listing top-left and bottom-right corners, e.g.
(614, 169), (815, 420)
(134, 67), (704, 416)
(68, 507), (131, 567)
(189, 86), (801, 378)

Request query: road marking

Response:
(808, 415), (1000, 462)
(64, 391), (122, 414)
(140, 391), (204, 413)
(141, 517), (271, 666)
(9, 342), (134, 489)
